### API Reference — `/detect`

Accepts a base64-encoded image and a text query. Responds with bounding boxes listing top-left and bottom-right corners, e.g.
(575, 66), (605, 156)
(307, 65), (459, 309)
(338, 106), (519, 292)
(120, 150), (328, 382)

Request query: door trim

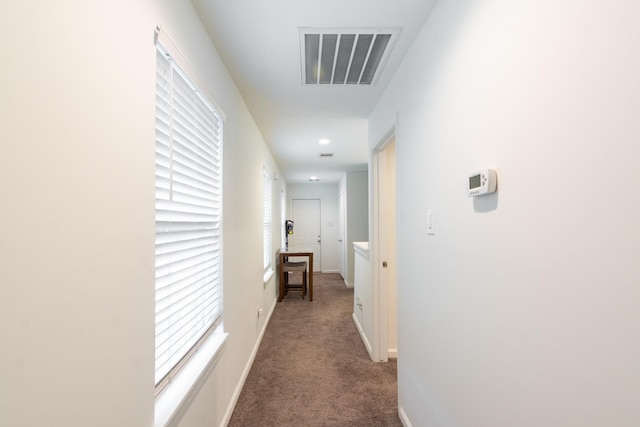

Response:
(371, 125), (396, 362)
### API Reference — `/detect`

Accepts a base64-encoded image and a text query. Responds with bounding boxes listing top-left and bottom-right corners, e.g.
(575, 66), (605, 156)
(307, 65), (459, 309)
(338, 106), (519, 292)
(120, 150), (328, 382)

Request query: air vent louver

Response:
(300, 29), (399, 85)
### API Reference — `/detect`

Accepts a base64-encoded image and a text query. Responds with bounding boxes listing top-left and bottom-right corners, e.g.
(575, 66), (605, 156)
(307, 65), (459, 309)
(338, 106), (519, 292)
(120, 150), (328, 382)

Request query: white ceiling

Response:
(192, 0), (438, 183)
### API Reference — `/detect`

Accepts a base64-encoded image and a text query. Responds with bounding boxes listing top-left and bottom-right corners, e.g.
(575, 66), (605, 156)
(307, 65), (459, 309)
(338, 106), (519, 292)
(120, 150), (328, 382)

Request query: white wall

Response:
(353, 242), (373, 357)
(369, 1), (640, 426)
(0, 1), (282, 426)
(345, 171), (369, 285)
(287, 183), (340, 272)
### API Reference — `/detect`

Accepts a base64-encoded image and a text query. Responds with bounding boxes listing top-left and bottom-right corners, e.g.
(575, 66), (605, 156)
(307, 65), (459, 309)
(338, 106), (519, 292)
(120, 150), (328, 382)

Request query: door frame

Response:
(371, 125), (396, 362)
(339, 188), (347, 282)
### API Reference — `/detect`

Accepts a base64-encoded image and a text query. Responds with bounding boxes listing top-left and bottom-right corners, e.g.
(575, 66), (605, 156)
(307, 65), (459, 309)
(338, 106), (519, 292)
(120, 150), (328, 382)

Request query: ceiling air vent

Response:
(319, 153), (334, 158)
(300, 28), (400, 85)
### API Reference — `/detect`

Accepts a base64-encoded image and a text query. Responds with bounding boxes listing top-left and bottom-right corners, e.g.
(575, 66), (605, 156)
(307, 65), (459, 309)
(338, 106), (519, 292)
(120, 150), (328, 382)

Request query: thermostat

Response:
(467, 169), (497, 197)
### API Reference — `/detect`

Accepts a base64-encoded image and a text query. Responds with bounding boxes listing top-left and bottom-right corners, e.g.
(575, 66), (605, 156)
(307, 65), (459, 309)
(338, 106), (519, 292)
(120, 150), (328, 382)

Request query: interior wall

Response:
(353, 242), (373, 356)
(369, 1), (640, 426)
(345, 171), (369, 285)
(0, 1), (282, 426)
(287, 183), (340, 272)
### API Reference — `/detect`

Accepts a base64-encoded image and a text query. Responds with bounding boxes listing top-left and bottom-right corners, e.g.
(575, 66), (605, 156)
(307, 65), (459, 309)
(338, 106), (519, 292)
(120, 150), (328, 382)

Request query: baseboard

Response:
(399, 406), (412, 427)
(344, 279), (354, 288)
(388, 348), (398, 359)
(352, 313), (373, 360)
(220, 299), (277, 427)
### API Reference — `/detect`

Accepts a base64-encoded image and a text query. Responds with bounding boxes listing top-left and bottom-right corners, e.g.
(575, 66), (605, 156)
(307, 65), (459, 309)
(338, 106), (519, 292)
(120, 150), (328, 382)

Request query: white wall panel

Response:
(369, 1), (640, 426)
(0, 1), (282, 426)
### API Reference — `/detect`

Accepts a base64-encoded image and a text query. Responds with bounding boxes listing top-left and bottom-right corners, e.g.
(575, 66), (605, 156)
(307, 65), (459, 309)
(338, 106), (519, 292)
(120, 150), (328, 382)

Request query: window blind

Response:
(263, 168), (272, 273)
(155, 44), (223, 392)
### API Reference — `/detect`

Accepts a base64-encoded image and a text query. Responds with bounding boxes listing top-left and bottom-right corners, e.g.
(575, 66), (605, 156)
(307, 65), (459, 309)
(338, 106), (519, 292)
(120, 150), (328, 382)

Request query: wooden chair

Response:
(282, 261), (308, 299)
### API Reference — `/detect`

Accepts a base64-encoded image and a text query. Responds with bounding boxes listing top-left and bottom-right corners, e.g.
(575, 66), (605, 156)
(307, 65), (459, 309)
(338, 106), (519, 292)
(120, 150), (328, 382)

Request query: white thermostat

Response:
(467, 169), (497, 197)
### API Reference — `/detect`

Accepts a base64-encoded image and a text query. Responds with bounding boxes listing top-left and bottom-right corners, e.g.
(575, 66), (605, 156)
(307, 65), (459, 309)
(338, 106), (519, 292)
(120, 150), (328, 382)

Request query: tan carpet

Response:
(228, 273), (401, 427)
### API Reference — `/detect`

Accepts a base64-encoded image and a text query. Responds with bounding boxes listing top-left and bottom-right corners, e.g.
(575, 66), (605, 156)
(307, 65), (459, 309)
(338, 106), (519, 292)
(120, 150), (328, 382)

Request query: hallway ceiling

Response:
(193, 0), (437, 183)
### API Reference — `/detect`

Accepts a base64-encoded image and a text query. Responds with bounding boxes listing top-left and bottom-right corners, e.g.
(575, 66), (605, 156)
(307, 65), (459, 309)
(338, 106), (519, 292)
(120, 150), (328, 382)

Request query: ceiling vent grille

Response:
(300, 28), (400, 85)
(319, 153), (334, 158)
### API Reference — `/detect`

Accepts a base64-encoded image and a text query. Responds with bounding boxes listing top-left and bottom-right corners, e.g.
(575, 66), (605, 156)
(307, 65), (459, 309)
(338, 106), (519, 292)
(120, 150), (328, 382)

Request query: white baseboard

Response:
(220, 299), (276, 427)
(344, 279), (354, 288)
(399, 406), (412, 427)
(352, 313), (373, 360)
(388, 348), (398, 359)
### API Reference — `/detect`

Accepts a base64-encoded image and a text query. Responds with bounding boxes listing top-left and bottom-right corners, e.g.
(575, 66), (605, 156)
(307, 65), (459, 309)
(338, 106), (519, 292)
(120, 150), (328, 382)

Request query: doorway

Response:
(372, 130), (397, 361)
(339, 188), (346, 281)
(290, 198), (322, 272)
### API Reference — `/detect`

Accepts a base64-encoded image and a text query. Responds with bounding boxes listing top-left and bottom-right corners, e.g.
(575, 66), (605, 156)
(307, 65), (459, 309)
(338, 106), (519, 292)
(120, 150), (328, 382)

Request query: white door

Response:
(338, 189), (346, 280)
(290, 198), (322, 272)
(372, 132), (397, 362)
(382, 140), (397, 359)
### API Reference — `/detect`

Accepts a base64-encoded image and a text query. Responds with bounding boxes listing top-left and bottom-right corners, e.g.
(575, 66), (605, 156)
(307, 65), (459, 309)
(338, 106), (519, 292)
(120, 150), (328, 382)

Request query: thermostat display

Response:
(467, 169), (497, 197)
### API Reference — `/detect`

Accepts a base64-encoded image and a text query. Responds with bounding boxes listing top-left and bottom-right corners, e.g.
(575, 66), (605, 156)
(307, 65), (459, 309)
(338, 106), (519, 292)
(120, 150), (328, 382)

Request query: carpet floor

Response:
(228, 273), (401, 427)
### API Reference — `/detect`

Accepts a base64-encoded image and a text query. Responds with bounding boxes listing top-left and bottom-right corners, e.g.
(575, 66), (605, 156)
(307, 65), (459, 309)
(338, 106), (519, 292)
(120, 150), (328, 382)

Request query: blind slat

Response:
(154, 43), (224, 388)
(263, 169), (272, 271)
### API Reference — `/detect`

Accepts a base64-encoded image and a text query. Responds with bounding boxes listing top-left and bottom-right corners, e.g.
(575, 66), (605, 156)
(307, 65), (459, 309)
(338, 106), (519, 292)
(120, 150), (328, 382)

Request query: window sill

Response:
(263, 268), (274, 284)
(154, 329), (228, 427)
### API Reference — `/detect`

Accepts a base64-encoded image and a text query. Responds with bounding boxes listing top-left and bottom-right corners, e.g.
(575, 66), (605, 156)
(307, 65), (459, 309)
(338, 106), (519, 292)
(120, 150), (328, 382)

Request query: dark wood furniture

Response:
(281, 261), (307, 298)
(278, 248), (314, 302)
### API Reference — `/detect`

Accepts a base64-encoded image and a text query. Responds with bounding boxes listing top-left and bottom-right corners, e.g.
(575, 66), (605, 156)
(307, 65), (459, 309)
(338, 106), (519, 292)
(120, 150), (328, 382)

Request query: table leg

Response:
(309, 253), (313, 301)
(278, 254), (284, 302)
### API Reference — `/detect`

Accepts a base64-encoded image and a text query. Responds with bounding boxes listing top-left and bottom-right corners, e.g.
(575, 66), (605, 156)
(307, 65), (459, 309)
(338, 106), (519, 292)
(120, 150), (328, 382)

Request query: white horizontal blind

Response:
(155, 44), (223, 391)
(263, 168), (272, 273)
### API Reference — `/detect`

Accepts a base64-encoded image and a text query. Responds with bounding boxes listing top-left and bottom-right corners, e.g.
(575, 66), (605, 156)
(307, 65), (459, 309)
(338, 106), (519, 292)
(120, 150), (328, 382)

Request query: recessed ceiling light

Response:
(318, 139), (330, 145)
(309, 176), (319, 181)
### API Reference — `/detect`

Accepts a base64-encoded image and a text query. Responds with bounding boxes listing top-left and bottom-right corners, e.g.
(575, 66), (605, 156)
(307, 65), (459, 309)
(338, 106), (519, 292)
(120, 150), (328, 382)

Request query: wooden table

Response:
(278, 247), (314, 302)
